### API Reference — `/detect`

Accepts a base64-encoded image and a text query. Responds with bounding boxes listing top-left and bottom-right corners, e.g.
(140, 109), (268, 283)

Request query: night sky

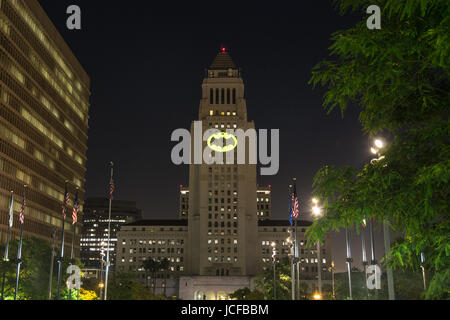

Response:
(38, 1), (388, 271)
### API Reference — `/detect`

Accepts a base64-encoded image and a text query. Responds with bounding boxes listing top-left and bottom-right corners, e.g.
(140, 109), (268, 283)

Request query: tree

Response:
(254, 257), (294, 300)
(107, 271), (165, 300)
(142, 258), (159, 293)
(159, 258), (170, 296)
(308, 0), (449, 300)
(297, 282), (310, 300)
(229, 287), (265, 300)
(78, 288), (98, 300)
(0, 237), (85, 300)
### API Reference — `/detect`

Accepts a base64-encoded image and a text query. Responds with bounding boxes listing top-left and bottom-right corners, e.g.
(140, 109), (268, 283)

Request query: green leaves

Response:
(308, 0), (449, 300)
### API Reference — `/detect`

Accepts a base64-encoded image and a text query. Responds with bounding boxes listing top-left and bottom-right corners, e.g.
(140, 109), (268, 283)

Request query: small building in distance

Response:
(80, 197), (142, 270)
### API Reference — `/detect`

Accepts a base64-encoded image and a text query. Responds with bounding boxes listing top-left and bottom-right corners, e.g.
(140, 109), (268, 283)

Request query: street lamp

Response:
(311, 199), (322, 297)
(313, 292), (322, 300)
(361, 219), (369, 300)
(312, 206), (322, 216)
(271, 242), (277, 300)
(374, 139), (384, 149)
(370, 139), (395, 300)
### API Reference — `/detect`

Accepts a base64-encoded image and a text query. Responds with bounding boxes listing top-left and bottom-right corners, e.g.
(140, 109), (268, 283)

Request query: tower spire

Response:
(209, 46), (237, 70)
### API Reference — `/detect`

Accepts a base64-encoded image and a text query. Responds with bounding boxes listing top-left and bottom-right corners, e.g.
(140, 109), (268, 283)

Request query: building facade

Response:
(116, 49), (331, 299)
(0, 0), (90, 256)
(80, 197), (143, 269)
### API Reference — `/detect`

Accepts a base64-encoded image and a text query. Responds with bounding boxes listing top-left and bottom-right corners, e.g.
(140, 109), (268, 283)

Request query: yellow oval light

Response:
(207, 132), (238, 153)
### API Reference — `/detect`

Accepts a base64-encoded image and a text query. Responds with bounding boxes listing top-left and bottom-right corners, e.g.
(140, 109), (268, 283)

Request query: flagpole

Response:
(104, 162), (114, 300)
(68, 189), (79, 300)
(295, 217), (299, 300)
(14, 185), (26, 300)
(292, 178), (300, 300)
(345, 225), (353, 300)
(1, 191), (14, 300)
(361, 216), (369, 299)
(48, 228), (57, 300)
(56, 181), (69, 300)
(288, 184), (295, 301)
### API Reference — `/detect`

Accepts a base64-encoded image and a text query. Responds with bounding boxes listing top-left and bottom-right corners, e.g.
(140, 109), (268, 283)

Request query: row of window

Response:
(208, 213), (238, 220)
(123, 239), (185, 246)
(208, 256), (238, 263)
(208, 221), (238, 228)
(208, 239), (238, 245)
(126, 247), (184, 255)
(210, 123), (238, 130)
(209, 110), (237, 117)
(208, 230), (238, 236)
(121, 265), (185, 273)
(209, 206), (238, 213)
(209, 88), (236, 105)
(209, 247), (238, 254)
(208, 197), (238, 204)
(125, 227), (186, 232)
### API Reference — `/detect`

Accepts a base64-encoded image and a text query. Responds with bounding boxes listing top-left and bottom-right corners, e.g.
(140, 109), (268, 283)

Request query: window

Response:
(232, 89), (236, 104)
(227, 88), (230, 104)
(210, 89), (213, 104)
(221, 89), (225, 104)
(216, 89), (219, 104)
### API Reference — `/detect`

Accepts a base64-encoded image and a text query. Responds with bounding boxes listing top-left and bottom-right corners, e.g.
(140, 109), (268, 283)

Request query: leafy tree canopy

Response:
(308, 0), (449, 299)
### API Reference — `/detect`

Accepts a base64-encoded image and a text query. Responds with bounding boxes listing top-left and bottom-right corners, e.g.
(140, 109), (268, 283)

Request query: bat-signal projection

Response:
(207, 132), (238, 153)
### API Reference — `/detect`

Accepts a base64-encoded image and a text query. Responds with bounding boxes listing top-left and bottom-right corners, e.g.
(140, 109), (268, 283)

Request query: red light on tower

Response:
(180, 184), (183, 189)
(221, 46), (226, 53)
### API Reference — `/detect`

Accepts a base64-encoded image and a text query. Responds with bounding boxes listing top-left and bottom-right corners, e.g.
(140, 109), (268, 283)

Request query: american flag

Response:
(109, 178), (115, 200)
(292, 183), (300, 219)
(62, 184), (69, 219)
(19, 192), (26, 225)
(289, 189), (293, 226)
(72, 190), (79, 224)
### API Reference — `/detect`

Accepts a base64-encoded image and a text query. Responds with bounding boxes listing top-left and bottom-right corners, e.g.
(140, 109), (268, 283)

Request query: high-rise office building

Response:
(80, 197), (143, 269)
(117, 49), (331, 299)
(0, 0), (90, 256)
